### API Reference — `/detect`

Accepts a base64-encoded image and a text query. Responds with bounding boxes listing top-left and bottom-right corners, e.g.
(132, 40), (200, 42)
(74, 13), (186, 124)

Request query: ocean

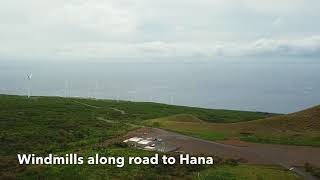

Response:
(1, 59), (319, 113)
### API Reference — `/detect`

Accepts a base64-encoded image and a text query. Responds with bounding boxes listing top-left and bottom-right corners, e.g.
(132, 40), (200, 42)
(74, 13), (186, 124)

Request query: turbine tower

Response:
(170, 95), (174, 104)
(27, 73), (32, 98)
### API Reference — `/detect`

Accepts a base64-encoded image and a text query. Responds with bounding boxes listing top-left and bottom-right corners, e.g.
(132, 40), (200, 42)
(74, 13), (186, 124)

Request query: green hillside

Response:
(0, 94), (274, 154)
(0, 95), (292, 179)
(147, 106), (320, 146)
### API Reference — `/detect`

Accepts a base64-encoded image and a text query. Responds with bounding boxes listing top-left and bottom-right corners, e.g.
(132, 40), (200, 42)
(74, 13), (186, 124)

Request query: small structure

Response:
(123, 136), (178, 153)
(124, 137), (142, 143)
(138, 140), (152, 145)
(123, 137), (143, 147)
(144, 146), (155, 151)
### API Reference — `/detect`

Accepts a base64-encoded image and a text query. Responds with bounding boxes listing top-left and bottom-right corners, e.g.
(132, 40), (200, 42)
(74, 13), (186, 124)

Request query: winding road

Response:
(124, 127), (320, 180)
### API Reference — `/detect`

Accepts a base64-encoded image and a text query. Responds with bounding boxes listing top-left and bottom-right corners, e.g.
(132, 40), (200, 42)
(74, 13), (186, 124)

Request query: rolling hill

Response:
(147, 105), (320, 146)
(0, 94), (277, 179)
(237, 105), (320, 132)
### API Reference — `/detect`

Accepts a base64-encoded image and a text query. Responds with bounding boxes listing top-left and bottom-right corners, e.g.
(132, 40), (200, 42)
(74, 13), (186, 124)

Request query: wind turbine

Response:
(170, 95), (174, 105)
(27, 73), (32, 98)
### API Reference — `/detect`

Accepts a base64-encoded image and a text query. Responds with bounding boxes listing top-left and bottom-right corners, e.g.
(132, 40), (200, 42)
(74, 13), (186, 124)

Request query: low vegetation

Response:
(0, 94), (299, 179)
(146, 106), (320, 146)
(14, 145), (206, 179)
(304, 163), (320, 178)
(198, 165), (302, 180)
(0, 94), (274, 156)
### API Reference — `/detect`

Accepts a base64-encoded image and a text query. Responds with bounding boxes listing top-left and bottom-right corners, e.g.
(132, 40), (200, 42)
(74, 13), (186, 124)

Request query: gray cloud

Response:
(0, 0), (319, 61)
(134, 36), (320, 58)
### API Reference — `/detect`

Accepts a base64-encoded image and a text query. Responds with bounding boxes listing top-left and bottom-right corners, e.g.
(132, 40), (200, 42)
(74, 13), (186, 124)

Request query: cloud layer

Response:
(0, 0), (319, 61)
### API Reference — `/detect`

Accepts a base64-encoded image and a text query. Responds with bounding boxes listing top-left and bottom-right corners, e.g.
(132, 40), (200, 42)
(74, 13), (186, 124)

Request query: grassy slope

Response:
(0, 94), (274, 155)
(15, 146), (205, 180)
(198, 165), (302, 180)
(14, 146), (300, 180)
(147, 106), (320, 146)
(0, 95), (293, 179)
(232, 105), (320, 145)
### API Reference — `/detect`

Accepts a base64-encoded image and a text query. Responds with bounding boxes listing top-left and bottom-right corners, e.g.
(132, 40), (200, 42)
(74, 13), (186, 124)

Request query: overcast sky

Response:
(0, 0), (320, 62)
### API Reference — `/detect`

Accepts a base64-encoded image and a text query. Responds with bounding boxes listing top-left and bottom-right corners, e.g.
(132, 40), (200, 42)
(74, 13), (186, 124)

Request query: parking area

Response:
(123, 134), (178, 152)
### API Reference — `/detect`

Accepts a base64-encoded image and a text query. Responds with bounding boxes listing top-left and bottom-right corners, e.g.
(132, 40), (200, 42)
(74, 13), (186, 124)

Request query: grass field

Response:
(0, 94), (276, 155)
(146, 106), (320, 146)
(13, 145), (205, 179)
(9, 145), (301, 180)
(0, 94), (299, 179)
(198, 165), (302, 180)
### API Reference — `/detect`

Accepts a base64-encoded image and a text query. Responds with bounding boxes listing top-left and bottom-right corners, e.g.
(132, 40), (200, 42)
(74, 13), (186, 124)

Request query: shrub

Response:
(304, 163), (320, 178)
(225, 159), (239, 166)
(113, 142), (128, 148)
(151, 122), (160, 127)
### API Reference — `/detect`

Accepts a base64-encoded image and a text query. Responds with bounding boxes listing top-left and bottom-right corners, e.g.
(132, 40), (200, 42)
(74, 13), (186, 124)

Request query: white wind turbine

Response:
(170, 95), (174, 104)
(27, 73), (32, 98)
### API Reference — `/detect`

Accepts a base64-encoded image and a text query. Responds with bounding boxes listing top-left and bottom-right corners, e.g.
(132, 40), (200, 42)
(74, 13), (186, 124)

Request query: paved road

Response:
(125, 127), (320, 180)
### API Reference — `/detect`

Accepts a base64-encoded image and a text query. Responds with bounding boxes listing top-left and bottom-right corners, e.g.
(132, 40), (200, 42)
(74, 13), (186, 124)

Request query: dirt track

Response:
(124, 127), (320, 180)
